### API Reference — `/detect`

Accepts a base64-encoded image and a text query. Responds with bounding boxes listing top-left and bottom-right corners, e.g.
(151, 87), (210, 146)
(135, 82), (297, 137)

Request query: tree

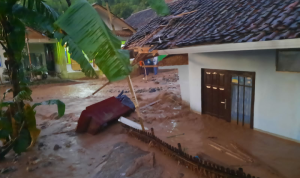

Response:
(0, 0), (169, 158)
(111, 3), (134, 19)
(0, 0), (64, 158)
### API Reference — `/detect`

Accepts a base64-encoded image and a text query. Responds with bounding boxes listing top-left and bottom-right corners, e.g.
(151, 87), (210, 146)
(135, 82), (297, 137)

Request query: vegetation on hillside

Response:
(45, 0), (151, 19)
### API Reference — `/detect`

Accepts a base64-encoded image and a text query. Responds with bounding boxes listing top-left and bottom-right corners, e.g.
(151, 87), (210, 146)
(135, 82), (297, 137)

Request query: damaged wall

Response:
(185, 50), (300, 142)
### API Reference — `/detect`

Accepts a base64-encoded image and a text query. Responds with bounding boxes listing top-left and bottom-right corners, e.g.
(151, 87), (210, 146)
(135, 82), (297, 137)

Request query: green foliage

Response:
(48, 0), (169, 19)
(149, 0), (170, 16)
(30, 66), (47, 75)
(6, 18), (25, 61)
(14, 89), (33, 102)
(43, 0), (69, 15)
(13, 129), (31, 154)
(55, 33), (99, 78)
(0, 0), (65, 158)
(32, 100), (65, 117)
(55, 0), (132, 81)
(12, 3), (57, 37)
(110, 2), (134, 19)
(0, 117), (12, 139)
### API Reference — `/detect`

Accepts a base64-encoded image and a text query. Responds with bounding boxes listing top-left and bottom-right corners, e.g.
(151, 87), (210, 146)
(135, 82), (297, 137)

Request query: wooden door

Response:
(202, 69), (230, 121)
(202, 69), (255, 128)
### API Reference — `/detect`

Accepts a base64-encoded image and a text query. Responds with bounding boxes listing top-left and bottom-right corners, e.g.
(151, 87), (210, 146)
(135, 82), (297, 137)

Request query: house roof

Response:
(92, 3), (136, 33)
(125, 0), (300, 51)
(125, 9), (157, 30)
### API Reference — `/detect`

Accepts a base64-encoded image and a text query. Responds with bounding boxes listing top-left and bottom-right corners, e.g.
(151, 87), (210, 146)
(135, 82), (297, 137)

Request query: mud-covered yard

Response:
(0, 69), (300, 178)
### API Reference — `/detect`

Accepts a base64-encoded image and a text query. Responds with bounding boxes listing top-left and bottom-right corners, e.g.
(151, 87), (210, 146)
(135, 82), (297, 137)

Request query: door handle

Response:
(221, 99), (227, 109)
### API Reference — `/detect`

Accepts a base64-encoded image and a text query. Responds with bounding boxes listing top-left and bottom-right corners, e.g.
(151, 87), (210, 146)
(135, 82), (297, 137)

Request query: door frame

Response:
(201, 68), (256, 129)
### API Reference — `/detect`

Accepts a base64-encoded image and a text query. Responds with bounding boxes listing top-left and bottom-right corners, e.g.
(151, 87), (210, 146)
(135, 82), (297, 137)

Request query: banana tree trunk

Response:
(11, 62), (20, 98)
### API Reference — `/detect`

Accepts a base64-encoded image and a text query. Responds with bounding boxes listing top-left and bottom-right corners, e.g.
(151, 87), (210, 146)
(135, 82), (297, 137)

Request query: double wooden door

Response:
(202, 69), (255, 128)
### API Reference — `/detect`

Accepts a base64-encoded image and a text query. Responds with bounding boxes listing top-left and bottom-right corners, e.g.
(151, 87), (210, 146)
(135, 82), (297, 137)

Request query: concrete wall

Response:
(186, 50), (300, 141)
(178, 65), (190, 104)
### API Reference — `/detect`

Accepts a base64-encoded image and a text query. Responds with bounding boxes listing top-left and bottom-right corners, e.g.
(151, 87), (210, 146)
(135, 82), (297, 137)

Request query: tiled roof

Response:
(125, 0), (300, 51)
(125, 9), (157, 30)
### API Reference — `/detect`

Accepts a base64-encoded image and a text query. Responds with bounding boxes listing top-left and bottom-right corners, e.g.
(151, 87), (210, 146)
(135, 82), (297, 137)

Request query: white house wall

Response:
(178, 65), (190, 104)
(186, 50), (300, 141)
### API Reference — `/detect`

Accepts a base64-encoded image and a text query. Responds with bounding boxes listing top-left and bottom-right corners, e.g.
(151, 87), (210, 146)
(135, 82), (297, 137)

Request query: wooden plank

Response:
(142, 65), (158, 68)
(127, 76), (145, 131)
(140, 100), (161, 109)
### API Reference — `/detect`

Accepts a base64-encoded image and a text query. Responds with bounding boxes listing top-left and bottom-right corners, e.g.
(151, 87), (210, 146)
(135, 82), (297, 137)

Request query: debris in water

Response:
(173, 106), (182, 110)
(38, 142), (45, 150)
(140, 100), (161, 109)
(65, 142), (72, 148)
(118, 117), (149, 130)
(1, 167), (17, 174)
(149, 88), (156, 93)
(26, 166), (38, 172)
(76, 97), (133, 135)
(28, 156), (39, 162)
(41, 161), (52, 168)
(53, 144), (61, 151)
(167, 133), (185, 138)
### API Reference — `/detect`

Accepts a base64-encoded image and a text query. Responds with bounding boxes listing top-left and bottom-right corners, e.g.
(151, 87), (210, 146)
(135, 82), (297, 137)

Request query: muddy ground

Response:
(0, 69), (300, 178)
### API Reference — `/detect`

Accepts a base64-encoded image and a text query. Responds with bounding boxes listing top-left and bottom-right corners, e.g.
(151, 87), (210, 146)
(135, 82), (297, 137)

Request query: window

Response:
(277, 49), (300, 72)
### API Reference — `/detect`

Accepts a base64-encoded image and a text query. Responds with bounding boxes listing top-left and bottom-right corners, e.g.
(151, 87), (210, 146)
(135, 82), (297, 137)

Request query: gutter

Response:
(158, 38), (300, 55)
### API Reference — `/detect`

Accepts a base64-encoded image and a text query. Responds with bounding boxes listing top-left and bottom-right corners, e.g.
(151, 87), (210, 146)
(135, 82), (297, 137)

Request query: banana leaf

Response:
(55, 0), (132, 82)
(32, 100), (65, 117)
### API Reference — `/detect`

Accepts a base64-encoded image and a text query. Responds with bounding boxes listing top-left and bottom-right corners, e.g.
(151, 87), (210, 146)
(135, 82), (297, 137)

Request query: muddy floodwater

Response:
(0, 69), (300, 178)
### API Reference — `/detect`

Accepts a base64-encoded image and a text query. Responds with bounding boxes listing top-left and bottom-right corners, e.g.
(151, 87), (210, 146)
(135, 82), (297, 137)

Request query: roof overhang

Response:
(158, 38), (300, 55)
(27, 39), (57, 43)
(25, 27), (57, 43)
(92, 3), (136, 33)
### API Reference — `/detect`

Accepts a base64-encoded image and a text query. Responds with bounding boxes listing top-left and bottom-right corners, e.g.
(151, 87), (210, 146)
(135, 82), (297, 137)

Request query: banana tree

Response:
(0, 0), (169, 157)
(55, 0), (170, 81)
(0, 0), (64, 158)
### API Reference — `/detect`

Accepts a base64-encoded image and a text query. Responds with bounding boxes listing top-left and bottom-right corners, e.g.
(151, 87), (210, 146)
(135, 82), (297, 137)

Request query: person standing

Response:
(139, 60), (144, 75)
(153, 56), (158, 75)
(144, 58), (151, 76)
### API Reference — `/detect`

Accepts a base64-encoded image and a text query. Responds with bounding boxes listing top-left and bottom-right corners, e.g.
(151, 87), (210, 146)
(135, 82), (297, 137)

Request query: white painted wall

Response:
(185, 50), (300, 141)
(178, 65), (190, 104)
